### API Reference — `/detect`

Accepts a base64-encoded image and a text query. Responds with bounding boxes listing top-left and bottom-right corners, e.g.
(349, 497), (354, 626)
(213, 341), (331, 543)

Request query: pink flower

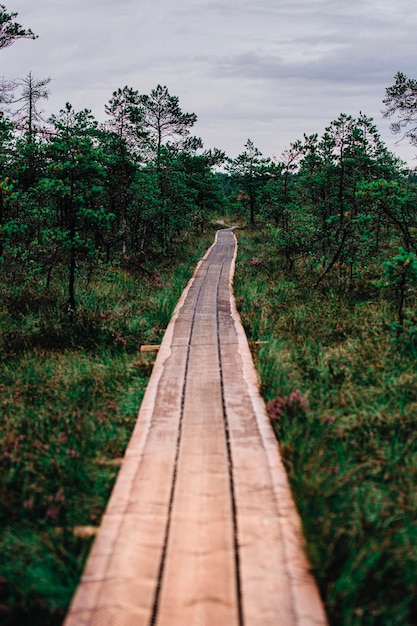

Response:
(266, 398), (284, 421)
(55, 489), (64, 502)
(46, 507), (60, 520)
(267, 391), (308, 422)
(23, 497), (34, 510)
(112, 333), (127, 346)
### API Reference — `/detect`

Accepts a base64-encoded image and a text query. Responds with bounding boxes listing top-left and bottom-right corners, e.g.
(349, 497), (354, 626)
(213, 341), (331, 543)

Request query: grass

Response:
(0, 229), (214, 625)
(234, 225), (417, 626)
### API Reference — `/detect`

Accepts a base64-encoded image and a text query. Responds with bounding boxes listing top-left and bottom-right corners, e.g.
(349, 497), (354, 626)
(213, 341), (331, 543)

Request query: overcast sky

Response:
(3, 0), (417, 165)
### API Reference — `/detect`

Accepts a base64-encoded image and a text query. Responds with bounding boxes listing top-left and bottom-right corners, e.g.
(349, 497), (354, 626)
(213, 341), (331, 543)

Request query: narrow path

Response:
(64, 229), (327, 626)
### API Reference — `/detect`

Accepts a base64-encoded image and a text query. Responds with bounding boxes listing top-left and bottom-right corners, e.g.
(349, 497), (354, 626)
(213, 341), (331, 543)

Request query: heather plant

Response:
(266, 391), (308, 444)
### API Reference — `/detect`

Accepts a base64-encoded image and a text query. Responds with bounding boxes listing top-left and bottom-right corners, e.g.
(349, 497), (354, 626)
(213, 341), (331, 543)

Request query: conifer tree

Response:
(0, 4), (37, 49)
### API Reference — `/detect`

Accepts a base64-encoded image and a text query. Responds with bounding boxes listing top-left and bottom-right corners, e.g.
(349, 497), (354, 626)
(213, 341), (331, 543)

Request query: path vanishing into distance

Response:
(64, 229), (328, 626)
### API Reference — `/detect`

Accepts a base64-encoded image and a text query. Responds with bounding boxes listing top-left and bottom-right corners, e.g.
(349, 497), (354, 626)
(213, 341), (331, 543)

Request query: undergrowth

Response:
(0, 230), (214, 625)
(234, 225), (417, 626)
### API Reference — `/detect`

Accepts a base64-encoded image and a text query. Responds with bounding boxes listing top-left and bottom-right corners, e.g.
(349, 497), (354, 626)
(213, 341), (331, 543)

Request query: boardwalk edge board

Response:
(229, 232), (328, 625)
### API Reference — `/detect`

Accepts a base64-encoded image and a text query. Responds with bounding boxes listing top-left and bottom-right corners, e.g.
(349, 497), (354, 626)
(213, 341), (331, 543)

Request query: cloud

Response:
(3, 0), (417, 164)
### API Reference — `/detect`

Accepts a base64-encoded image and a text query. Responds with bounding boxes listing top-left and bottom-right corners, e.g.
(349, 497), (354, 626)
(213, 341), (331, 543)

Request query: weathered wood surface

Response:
(64, 229), (328, 626)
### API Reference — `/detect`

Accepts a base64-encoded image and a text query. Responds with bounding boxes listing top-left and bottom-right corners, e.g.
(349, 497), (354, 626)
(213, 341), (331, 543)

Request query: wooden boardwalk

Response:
(64, 229), (328, 626)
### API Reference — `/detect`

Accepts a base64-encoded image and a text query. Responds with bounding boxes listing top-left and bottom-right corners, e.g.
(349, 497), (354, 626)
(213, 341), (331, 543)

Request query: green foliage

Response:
(224, 112), (408, 293)
(0, 528), (90, 625)
(383, 248), (417, 334)
(269, 205), (315, 271)
(225, 112), (410, 294)
(139, 84), (201, 158)
(383, 71), (417, 146)
(41, 104), (109, 315)
(0, 3), (37, 50)
(104, 85), (145, 155)
(226, 138), (271, 224)
(0, 84), (228, 340)
(235, 227), (417, 626)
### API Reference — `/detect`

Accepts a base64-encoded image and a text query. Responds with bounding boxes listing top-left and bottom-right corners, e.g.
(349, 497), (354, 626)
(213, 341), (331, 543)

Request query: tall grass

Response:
(0, 230), (214, 625)
(234, 226), (417, 626)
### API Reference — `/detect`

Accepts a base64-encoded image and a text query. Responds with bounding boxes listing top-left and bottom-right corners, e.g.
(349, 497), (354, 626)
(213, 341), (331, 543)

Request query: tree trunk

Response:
(0, 188), (3, 259)
(67, 193), (76, 322)
(249, 182), (255, 225)
(314, 222), (351, 288)
(68, 245), (76, 322)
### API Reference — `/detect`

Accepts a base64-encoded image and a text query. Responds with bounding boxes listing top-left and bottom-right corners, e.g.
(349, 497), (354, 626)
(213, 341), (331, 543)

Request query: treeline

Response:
(3, 83), (417, 327)
(0, 82), (226, 316)
(221, 108), (417, 343)
(226, 113), (416, 285)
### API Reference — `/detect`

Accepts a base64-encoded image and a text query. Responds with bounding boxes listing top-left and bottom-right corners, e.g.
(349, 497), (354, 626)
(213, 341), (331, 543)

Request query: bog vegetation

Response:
(2, 5), (417, 625)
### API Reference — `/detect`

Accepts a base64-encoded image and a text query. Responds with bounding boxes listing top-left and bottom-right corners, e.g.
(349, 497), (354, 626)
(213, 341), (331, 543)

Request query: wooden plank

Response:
(140, 344), (160, 352)
(155, 342), (238, 625)
(223, 232), (328, 625)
